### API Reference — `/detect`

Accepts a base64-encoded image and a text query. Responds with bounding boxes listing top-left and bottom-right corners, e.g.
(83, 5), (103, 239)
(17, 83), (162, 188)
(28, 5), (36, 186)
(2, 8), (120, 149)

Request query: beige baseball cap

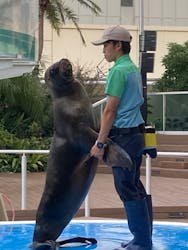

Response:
(92, 25), (132, 46)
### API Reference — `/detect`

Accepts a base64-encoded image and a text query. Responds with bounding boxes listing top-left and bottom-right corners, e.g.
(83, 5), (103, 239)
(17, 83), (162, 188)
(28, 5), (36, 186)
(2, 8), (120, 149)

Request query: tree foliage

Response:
(153, 41), (188, 91)
(38, 0), (101, 62)
(0, 73), (53, 138)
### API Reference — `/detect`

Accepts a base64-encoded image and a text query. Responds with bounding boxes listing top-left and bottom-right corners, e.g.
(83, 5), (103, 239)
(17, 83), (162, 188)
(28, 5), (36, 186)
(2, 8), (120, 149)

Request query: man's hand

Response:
(90, 144), (105, 160)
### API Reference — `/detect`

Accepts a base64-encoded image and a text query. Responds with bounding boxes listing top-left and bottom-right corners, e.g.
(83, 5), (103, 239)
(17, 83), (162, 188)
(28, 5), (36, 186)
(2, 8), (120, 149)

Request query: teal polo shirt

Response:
(105, 54), (144, 128)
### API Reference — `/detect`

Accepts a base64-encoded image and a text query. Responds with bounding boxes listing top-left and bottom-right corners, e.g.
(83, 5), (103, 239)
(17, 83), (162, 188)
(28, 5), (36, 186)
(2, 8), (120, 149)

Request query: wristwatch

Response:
(95, 140), (107, 149)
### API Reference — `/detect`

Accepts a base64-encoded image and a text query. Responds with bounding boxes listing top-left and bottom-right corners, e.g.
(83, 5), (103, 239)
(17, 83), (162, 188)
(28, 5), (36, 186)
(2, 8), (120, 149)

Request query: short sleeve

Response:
(105, 68), (127, 98)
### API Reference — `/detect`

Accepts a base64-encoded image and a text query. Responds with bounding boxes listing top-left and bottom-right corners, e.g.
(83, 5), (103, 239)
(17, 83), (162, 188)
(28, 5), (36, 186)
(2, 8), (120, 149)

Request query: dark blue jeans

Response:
(109, 131), (147, 202)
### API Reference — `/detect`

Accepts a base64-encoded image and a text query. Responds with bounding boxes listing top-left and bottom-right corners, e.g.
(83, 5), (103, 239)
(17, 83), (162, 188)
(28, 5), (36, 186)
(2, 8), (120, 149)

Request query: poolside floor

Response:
(0, 171), (188, 222)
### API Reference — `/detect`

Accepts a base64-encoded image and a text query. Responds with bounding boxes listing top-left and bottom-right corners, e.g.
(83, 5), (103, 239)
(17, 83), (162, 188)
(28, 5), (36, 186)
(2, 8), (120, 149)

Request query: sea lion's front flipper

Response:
(103, 139), (132, 170)
(79, 126), (132, 170)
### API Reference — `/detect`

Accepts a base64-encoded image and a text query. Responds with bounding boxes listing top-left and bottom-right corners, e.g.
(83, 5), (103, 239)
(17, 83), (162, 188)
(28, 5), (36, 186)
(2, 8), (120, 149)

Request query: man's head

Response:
(92, 26), (132, 62)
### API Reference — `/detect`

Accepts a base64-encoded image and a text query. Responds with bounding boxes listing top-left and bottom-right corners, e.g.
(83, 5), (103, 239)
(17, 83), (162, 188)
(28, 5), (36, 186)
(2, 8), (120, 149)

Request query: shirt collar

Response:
(114, 54), (130, 65)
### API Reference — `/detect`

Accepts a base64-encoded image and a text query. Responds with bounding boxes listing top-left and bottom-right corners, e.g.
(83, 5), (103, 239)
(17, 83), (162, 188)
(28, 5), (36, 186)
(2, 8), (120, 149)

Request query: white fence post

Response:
(21, 153), (27, 210)
(145, 154), (151, 195)
(84, 194), (90, 217)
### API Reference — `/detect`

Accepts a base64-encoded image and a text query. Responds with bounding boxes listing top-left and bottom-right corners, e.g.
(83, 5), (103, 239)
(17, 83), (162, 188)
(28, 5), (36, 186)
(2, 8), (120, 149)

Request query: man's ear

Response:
(116, 41), (122, 50)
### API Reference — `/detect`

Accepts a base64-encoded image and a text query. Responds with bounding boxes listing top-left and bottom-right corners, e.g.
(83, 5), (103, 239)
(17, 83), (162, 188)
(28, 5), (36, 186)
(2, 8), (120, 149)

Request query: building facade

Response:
(67, 0), (188, 27)
(43, 0), (188, 79)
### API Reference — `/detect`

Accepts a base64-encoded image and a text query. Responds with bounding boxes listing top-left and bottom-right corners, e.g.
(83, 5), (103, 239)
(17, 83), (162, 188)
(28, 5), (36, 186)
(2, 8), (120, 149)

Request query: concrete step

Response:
(141, 166), (188, 179)
(142, 155), (188, 168)
(97, 165), (111, 174)
(156, 134), (188, 146)
(142, 157), (188, 168)
(98, 164), (188, 178)
(158, 145), (188, 152)
(159, 161), (188, 169)
(155, 156), (188, 162)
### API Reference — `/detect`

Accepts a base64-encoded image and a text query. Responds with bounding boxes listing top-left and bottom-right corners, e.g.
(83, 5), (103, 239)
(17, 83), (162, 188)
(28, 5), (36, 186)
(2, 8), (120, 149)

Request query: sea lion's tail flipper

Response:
(103, 140), (133, 170)
(58, 237), (97, 247)
(30, 237), (97, 250)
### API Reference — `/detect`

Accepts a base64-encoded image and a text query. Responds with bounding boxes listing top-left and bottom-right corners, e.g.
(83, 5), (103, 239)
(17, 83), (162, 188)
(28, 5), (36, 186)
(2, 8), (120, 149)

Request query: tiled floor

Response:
(0, 172), (188, 212)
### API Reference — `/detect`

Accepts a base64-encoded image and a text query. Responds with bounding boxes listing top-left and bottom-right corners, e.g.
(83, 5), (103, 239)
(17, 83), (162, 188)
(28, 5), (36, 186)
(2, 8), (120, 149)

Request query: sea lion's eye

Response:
(50, 69), (55, 77)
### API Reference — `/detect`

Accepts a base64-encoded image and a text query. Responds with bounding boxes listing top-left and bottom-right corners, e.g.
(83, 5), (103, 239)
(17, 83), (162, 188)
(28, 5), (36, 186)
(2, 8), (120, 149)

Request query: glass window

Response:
(121, 0), (133, 7)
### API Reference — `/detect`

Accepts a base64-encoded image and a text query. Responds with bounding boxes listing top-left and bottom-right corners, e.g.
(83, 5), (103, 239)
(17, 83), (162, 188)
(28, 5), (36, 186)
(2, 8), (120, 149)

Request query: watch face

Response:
(96, 142), (104, 149)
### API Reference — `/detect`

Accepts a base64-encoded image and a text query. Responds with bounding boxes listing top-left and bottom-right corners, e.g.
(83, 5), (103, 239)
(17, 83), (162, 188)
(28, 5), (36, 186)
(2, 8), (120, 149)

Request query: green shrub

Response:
(0, 73), (53, 138)
(153, 41), (188, 91)
(0, 124), (51, 172)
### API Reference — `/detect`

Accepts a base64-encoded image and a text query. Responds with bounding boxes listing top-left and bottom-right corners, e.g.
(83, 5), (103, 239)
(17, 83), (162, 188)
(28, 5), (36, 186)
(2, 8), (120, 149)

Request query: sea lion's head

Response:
(45, 58), (74, 97)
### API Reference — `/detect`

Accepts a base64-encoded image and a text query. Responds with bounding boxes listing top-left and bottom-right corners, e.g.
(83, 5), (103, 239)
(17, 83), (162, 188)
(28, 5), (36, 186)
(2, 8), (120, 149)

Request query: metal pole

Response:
(145, 154), (151, 194)
(163, 93), (166, 131)
(139, 0), (144, 34)
(139, 0), (144, 66)
(139, 0), (148, 124)
(21, 153), (27, 210)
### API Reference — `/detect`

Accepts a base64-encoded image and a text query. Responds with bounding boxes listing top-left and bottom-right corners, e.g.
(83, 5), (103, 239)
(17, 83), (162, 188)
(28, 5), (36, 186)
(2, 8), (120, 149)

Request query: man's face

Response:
(102, 41), (121, 62)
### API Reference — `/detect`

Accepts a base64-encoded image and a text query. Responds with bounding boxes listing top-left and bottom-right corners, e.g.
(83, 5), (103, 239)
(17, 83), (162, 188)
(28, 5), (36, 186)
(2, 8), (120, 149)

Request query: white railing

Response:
(1, 149), (188, 216)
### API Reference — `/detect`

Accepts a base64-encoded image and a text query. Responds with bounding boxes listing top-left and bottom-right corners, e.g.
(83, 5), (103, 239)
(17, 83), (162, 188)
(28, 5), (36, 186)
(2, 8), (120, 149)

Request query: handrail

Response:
(0, 150), (49, 154)
(92, 97), (107, 107)
(148, 91), (188, 95)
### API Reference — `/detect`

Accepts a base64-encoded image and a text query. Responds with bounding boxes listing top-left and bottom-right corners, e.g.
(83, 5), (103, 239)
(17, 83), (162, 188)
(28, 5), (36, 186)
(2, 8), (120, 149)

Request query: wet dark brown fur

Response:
(31, 58), (132, 249)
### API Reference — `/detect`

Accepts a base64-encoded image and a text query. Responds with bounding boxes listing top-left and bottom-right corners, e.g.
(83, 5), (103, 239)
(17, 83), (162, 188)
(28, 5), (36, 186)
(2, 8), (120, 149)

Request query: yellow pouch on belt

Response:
(143, 126), (157, 158)
(144, 126), (157, 148)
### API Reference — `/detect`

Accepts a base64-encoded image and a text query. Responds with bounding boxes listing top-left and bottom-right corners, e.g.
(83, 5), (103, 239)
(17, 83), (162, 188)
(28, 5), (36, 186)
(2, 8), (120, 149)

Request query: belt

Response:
(109, 124), (145, 136)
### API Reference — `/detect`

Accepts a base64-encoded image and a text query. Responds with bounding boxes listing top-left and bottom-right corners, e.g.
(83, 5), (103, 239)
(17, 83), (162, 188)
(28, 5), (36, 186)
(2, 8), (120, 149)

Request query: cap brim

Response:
(92, 38), (108, 46)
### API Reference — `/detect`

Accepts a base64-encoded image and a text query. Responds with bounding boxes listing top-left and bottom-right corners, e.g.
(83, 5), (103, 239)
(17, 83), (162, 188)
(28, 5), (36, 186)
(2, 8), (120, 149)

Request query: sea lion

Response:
(30, 58), (132, 249)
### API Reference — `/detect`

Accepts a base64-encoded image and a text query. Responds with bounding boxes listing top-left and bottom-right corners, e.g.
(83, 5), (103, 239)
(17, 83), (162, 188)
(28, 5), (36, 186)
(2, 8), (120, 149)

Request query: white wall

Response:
(42, 23), (188, 79)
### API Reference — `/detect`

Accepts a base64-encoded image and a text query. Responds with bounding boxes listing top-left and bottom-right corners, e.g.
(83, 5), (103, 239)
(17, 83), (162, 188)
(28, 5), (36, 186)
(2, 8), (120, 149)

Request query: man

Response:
(90, 25), (152, 250)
